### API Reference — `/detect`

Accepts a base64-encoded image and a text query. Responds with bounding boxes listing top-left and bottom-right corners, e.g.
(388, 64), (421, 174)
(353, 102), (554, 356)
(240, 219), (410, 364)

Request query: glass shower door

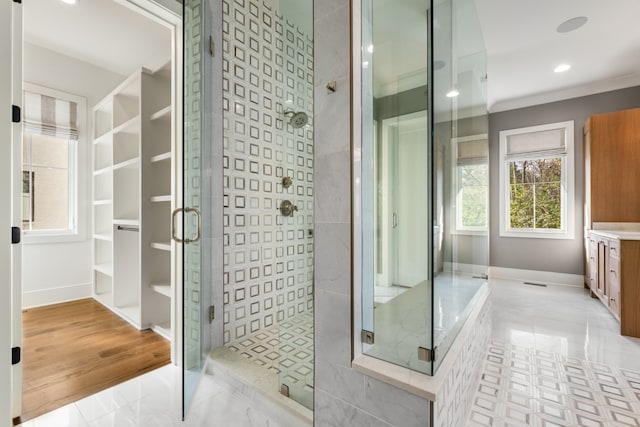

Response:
(275, 5), (315, 410)
(182, 0), (213, 417)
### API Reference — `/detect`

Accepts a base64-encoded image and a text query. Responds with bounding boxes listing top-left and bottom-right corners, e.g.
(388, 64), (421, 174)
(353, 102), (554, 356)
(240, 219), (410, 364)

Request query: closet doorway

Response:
(17, 0), (181, 423)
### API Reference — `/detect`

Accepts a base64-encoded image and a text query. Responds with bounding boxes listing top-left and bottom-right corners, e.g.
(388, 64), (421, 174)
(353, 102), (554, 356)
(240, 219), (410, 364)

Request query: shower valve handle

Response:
(280, 200), (298, 217)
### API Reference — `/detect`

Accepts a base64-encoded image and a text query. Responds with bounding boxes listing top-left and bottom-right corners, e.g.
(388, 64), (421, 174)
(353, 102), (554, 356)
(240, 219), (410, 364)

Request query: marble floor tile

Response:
(466, 279), (640, 426)
(18, 364), (286, 427)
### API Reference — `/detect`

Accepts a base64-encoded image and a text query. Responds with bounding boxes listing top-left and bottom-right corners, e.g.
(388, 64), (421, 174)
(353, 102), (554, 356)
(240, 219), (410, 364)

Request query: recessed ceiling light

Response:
(557, 16), (588, 33)
(554, 64), (571, 73)
(60, 0), (77, 4)
(446, 89), (459, 98)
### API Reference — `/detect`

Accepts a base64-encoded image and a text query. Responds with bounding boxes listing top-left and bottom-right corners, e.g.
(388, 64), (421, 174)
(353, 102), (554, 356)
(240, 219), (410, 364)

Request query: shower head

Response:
(285, 111), (309, 129)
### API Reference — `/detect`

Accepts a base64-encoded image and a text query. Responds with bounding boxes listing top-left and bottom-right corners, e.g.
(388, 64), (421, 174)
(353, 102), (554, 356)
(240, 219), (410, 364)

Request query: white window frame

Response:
(451, 134), (489, 235)
(499, 120), (575, 239)
(22, 83), (87, 244)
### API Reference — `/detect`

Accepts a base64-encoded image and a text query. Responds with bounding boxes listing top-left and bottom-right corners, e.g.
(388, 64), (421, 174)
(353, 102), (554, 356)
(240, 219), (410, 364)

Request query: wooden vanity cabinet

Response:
(586, 232), (640, 336)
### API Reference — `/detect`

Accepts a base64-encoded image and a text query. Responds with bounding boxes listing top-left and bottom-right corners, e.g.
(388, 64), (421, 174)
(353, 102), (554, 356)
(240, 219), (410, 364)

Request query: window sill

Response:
(499, 229), (574, 240)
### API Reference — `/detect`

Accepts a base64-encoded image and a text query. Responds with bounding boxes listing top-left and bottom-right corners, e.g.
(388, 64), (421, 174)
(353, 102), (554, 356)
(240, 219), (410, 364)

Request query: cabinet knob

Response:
(610, 297), (616, 302)
(610, 269), (616, 273)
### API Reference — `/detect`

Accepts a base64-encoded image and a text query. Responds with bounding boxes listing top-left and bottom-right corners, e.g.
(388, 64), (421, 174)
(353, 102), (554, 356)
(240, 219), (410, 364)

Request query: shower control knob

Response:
(282, 176), (293, 189)
(280, 200), (298, 217)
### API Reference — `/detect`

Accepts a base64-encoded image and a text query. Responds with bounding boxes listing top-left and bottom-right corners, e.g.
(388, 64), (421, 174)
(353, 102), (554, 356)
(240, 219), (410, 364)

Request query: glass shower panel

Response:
(275, 4), (314, 410)
(219, 0), (314, 412)
(431, 0), (488, 372)
(182, 0), (213, 417)
(361, 0), (433, 375)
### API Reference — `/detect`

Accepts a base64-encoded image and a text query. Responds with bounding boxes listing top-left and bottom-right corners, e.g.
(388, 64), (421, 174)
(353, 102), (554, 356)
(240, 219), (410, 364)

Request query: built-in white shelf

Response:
(151, 283), (171, 297)
(112, 115), (140, 135)
(94, 263), (113, 277)
(150, 195), (171, 203)
(150, 242), (171, 252)
(94, 291), (113, 307)
(112, 157), (140, 171)
(116, 304), (141, 325)
(93, 233), (113, 242)
(150, 105), (171, 121)
(93, 166), (112, 176)
(92, 65), (174, 354)
(94, 131), (112, 145)
(113, 219), (140, 226)
(152, 321), (171, 340)
(150, 151), (172, 163)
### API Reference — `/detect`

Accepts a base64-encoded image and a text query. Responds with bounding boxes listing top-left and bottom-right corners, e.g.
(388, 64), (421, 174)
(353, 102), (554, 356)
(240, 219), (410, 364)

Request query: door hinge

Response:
(11, 227), (20, 244)
(209, 305), (215, 323)
(12, 347), (20, 365)
(11, 105), (21, 123)
(361, 330), (374, 345)
(418, 346), (437, 363)
(209, 36), (215, 57)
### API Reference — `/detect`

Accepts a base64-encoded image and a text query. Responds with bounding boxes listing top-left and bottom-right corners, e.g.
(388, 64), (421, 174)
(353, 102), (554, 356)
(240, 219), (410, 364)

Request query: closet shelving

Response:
(92, 63), (174, 341)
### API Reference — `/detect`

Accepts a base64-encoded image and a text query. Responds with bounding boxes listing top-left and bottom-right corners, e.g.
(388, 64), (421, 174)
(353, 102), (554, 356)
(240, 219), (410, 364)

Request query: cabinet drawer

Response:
(609, 239), (621, 260)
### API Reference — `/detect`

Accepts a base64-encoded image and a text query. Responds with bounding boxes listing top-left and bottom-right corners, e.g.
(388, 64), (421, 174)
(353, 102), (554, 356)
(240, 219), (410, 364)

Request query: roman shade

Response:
(23, 91), (79, 140)
(505, 127), (566, 159)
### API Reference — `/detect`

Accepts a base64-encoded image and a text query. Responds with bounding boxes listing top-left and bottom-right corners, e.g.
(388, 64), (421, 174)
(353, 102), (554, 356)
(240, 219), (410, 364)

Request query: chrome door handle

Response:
(172, 208), (184, 243)
(184, 207), (202, 243)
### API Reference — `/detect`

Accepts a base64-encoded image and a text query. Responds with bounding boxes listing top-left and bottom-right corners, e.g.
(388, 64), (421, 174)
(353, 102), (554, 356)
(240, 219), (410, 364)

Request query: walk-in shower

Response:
(211, 0), (315, 412)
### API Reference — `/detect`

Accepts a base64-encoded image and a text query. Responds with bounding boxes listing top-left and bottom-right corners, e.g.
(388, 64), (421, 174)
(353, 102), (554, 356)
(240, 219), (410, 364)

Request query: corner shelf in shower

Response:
(92, 65), (175, 344)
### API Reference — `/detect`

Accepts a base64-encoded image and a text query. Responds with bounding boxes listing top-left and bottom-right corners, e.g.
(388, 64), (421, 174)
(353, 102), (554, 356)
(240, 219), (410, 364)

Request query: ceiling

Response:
(23, 0), (640, 114)
(24, 0), (171, 77)
(476, 0), (640, 112)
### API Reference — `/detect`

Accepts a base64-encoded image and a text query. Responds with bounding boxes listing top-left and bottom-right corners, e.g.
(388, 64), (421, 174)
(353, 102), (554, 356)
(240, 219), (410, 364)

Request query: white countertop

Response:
(588, 229), (640, 241)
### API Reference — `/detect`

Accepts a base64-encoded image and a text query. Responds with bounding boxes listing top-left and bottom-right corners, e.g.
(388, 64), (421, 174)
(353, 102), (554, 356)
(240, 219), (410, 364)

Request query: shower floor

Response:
(226, 311), (314, 392)
(366, 271), (486, 373)
(213, 310), (314, 412)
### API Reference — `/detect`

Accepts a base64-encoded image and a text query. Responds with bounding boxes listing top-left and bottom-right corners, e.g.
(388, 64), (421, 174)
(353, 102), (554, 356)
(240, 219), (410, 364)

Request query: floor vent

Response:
(523, 281), (547, 287)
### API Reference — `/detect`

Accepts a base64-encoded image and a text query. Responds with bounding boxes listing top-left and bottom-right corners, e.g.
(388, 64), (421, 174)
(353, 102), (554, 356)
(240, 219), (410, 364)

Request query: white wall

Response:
(22, 42), (125, 308)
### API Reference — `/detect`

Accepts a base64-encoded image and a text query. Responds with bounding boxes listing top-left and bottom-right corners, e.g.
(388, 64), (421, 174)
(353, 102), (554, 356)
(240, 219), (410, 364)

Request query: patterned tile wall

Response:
(433, 298), (492, 427)
(221, 0), (314, 345)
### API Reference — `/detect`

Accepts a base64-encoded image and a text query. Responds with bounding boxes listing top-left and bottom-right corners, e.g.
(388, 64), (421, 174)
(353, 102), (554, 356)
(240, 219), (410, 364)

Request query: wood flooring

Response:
(17, 298), (170, 424)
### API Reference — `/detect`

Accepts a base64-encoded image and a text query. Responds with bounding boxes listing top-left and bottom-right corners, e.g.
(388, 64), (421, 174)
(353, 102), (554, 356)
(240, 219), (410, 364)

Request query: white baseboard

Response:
(443, 262), (488, 275)
(488, 267), (584, 287)
(23, 283), (93, 309)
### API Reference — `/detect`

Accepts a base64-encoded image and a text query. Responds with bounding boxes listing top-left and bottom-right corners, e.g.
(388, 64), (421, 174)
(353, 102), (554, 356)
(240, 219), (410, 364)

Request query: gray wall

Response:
(489, 85), (640, 275)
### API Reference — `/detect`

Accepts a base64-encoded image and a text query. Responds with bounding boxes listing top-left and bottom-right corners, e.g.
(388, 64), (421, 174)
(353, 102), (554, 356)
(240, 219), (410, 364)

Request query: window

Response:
(453, 134), (488, 233)
(499, 121), (574, 239)
(22, 85), (83, 239)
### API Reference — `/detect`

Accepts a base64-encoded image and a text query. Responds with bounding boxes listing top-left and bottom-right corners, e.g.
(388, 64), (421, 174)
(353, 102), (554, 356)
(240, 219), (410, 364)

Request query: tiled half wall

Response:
(221, 0), (314, 346)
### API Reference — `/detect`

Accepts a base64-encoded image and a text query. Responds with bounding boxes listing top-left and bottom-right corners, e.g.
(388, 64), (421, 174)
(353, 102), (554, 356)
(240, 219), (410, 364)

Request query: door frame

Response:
(2, 0), (23, 422)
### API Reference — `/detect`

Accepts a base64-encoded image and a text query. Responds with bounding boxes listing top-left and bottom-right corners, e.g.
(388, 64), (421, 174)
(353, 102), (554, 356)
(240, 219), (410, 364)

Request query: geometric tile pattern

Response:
(227, 310), (314, 394)
(467, 340), (640, 427)
(222, 0), (314, 346)
(434, 297), (492, 427)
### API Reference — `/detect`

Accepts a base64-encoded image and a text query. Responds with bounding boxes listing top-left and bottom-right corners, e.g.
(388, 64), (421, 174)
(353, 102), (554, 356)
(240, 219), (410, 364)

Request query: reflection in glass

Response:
(361, 0), (488, 375)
